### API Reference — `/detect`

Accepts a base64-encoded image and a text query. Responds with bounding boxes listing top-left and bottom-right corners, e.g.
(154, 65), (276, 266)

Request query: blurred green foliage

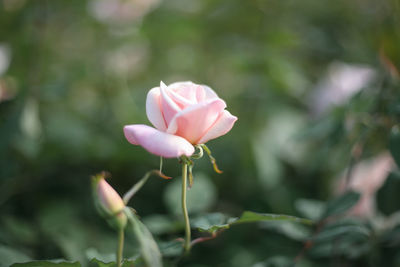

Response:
(1, 0), (400, 266)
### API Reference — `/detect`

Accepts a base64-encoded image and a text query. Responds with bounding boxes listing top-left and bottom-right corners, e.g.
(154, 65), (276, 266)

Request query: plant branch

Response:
(116, 228), (124, 267)
(181, 162), (191, 253)
(123, 170), (171, 205)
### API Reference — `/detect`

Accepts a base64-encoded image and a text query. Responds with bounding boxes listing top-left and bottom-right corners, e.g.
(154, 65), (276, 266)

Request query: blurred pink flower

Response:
(88, 0), (161, 25)
(309, 62), (375, 116)
(337, 153), (394, 218)
(124, 81), (237, 158)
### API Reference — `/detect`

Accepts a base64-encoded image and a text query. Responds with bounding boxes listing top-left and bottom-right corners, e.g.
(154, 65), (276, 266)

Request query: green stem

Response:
(122, 170), (171, 205)
(117, 228), (124, 267)
(181, 162), (191, 253)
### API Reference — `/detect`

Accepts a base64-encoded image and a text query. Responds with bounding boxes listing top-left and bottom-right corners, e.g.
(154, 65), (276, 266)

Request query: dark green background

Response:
(1, 0), (399, 266)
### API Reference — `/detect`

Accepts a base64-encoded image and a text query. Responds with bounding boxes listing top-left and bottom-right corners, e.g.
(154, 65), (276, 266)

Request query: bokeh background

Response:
(1, 0), (400, 266)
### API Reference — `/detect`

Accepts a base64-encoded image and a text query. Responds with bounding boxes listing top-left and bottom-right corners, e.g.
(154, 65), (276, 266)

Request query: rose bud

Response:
(92, 172), (127, 229)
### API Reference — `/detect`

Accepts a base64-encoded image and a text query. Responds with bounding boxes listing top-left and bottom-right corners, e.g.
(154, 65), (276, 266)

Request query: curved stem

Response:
(123, 170), (171, 205)
(116, 228), (124, 267)
(181, 162), (191, 253)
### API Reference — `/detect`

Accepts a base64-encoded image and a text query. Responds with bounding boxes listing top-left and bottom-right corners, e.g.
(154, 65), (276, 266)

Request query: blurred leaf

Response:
(310, 236), (370, 259)
(158, 240), (183, 257)
(310, 219), (370, 259)
(0, 245), (31, 267)
(390, 125), (400, 167)
(11, 261), (81, 267)
(232, 211), (314, 226)
(1, 216), (38, 245)
(163, 173), (217, 215)
(38, 201), (88, 263)
(2, 0), (399, 265)
(322, 191), (360, 218)
(381, 224), (400, 246)
(192, 211), (313, 234)
(85, 248), (117, 265)
(90, 258), (113, 267)
(192, 213), (230, 233)
(377, 172), (400, 215)
(295, 199), (326, 220)
(253, 109), (308, 189)
(142, 214), (181, 235)
(313, 224), (369, 242)
(259, 221), (311, 241)
(89, 258), (136, 267)
(124, 208), (162, 267)
(252, 256), (293, 267)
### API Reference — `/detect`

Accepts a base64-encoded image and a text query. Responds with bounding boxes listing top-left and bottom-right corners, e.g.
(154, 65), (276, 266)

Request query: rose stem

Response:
(181, 162), (191, 253)
(116, 228), (124, 267)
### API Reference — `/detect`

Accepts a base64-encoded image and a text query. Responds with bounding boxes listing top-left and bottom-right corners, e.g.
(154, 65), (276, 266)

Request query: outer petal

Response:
(197, 110), (237, 144)
(167, 99), (227, 144)
(124, 124), (194, 158)
(96, 178), (125, 214)
(159, 81), (181, 125)
(146, 87), (167, 131)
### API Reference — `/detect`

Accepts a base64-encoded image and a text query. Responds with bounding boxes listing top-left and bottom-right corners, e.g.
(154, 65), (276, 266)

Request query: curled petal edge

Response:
(197, 110), (238, 144)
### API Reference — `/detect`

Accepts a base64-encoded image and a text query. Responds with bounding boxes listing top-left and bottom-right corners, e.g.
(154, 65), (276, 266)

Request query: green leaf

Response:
(310, 219), (371, 259)
(295, 198), (326, 220)
(0, 245), (31, 267)
(37, 201), (90, 263)
(192, 211), (313, 234)
(313, 225), (369, 242)
(124, 208), (162, 267)
(232, 211), (314, 226)
(121, 260), (136, 267)
(89, 258), (136, 267)
(390, 125), (400, 167)
(259, 221), (311, 241)
(89, 258), (113, 267)
(313, 222), (370, 242)
(158, 240), (183, 257)
(377, 172), (400, 215)
(85, 248), (116, 265)
(322, 191), (360, 218)
(142, 214), (181, 235)
(11, 261), (81, 267)
(192, 213), (230, 233)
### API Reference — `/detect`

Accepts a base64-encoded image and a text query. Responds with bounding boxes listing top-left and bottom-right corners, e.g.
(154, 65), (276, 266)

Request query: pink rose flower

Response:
(124, 81), (237, 158)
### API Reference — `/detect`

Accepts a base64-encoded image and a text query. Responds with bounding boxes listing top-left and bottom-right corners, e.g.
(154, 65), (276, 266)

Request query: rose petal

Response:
(167, 86), (195, 108)
(165, 81), (218, 104)
(200, 84), (219, 100)
(169, 81), (198, 103)
(146, 87), (167, 131)
(197, 110), (238, 144)
(124, 124), (194, 158)
(167, 98), (227, 144)
(159, 81), (181, 125)
(195, 85), (206, 102)
(96, 178), (125, 214)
